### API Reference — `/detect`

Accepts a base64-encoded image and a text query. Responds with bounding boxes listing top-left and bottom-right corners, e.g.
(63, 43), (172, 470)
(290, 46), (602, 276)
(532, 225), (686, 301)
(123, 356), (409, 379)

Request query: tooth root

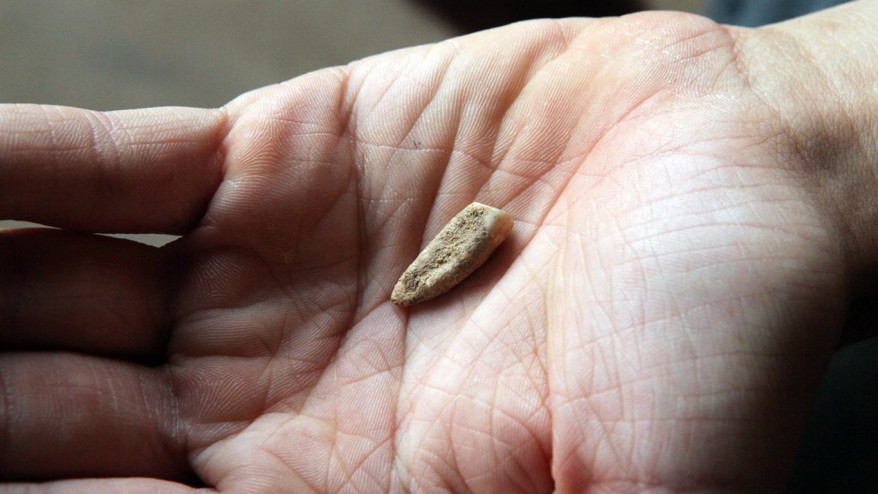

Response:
(391, 202), (513, 306)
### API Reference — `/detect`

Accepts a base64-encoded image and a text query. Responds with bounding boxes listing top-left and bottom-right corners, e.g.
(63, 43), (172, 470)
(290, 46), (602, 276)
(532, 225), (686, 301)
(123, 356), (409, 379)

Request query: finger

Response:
(0, 352), (194, 482)
(0, 104), (226, 234)
(0, 478), (205, 494)
(0, 228), (173, 359)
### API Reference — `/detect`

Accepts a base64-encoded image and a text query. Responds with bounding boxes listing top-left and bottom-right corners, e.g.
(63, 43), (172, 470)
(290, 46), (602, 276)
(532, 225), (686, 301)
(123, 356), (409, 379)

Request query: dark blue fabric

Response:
(704, 0), (852, 26)
(786, 338), (878, 493)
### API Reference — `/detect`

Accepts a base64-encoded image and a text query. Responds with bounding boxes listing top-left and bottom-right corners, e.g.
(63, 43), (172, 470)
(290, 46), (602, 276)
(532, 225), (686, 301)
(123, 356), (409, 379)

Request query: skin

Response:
(0, 2), (876, 492)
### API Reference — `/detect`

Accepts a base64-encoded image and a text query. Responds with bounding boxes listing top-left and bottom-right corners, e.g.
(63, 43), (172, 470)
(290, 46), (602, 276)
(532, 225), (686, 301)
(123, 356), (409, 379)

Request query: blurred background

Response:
(0, 0), (705, 110)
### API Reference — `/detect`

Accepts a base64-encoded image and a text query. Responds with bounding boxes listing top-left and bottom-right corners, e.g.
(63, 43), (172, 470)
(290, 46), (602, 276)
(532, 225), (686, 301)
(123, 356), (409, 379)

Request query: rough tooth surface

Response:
(391, 202), (513, 306)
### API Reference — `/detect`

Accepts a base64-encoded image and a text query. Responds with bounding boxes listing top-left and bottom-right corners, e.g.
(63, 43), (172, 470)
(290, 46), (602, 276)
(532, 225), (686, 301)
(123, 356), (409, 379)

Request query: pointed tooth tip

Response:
(390, 283), (413, 306)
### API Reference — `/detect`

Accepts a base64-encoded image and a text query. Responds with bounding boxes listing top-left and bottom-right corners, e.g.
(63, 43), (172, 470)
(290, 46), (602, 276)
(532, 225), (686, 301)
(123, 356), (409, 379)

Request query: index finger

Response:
(0, 104), (226, 234)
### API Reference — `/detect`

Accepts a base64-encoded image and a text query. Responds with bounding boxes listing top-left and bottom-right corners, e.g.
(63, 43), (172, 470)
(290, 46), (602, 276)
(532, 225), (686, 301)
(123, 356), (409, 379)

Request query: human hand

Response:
(1, 3), (876, 492)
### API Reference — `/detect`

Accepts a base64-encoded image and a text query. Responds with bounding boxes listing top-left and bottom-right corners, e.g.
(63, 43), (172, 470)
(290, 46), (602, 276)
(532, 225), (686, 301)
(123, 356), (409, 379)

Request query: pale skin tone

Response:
(1, 1), (877, 492)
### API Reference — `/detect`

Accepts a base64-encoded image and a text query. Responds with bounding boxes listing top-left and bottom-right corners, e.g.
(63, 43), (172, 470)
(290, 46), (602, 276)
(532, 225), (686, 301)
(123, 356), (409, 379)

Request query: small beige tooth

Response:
(391, 202), (513, 306)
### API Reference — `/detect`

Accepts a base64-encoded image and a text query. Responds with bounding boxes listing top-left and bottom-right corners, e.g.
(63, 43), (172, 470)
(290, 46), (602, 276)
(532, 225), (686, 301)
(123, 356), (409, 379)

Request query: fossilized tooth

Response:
(391, 202), (513, 306)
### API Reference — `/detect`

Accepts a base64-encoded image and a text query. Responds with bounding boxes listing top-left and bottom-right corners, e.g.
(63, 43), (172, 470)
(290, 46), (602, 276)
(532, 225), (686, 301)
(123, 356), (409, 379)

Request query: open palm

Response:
(1, 11), (858, 493)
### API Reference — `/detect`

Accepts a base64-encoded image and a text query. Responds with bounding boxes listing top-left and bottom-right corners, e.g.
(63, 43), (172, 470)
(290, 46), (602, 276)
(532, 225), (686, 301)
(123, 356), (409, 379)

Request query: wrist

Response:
(733, 1), (878, 281)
